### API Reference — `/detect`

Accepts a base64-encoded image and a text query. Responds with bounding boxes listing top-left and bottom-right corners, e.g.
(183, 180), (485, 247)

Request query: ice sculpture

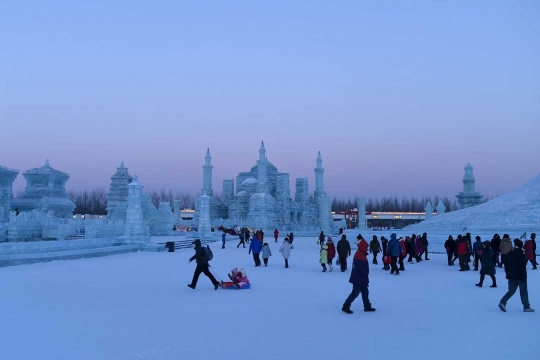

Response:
(456, 163), (483, 209)
(11, 160), (75, 218)
(0, 165), (19, 223)
(357, 197), (367, 230)
(106, 162), (133, 217)
(123, 176), (148, 243)
(425, 201), (434, 220)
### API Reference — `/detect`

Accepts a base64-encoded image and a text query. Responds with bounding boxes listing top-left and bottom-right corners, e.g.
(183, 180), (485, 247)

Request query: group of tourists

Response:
(187, 228), (537, 314)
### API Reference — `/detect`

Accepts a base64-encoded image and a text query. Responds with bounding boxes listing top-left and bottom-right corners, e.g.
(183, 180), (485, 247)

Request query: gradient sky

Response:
(1, 0), (539, 199)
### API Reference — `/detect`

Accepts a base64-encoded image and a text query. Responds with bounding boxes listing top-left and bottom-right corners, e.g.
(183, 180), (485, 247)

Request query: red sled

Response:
(220, 281), (251, 290)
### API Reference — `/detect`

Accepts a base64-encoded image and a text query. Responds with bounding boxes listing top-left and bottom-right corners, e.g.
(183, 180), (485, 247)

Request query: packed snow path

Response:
(0, 237), (538, 360)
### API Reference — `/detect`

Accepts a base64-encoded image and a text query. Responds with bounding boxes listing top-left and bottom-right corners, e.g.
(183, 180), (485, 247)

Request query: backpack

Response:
(203, 245), (213, 261)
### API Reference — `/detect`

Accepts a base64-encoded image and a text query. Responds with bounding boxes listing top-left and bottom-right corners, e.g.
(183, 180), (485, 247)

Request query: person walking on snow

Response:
(342, 237), (376, 314)
(387, 233), (403, 275)
(491, 233), (501, 266)
(279, 238), (293, 268)
(499, 239), (535, 313)
(398, 237), (407, 271)
(318, 231), (326, 247)
(415, 235), (423, 262)
(381, 236), (390, 270)
(261, 243), (272, 267)
(421, 233), (430, 260)
(188, 239), (219, 290)
(221, 231), (227, 249)
(524, 236), (537, 269)
(531, 233), (538, 266)
(473, 236), (483, 271)
(327, 236), (336, 272)
(475, 241), (496, 287)
(249, 236), (262, 267)
(337, 234), (352, 272)
(370, 235), (381, 265)
(274, 229), (279, 243)
(405, 236), (415, 264)
(237, 230), (246, 248)
(445, 235), (456, 266)
(499, 234), (513, 268)
(320, 244), (329, 272)
(456, 235), (470, 271)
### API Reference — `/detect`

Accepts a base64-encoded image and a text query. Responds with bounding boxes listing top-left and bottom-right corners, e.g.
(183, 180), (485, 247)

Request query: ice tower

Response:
(0, 165), (19, 223)
(456, 163), (484, 209)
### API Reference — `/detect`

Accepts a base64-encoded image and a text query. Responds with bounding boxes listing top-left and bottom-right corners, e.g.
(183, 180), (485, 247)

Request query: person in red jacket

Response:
(456, 235), (470, 271)
(326, 236), (336, 272)
(274, 229), (279, 243)
(524, 237), (537, 269)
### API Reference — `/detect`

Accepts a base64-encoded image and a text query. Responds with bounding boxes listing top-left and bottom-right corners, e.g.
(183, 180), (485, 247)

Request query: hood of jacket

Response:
(390, 233), (397, 242)
(354, 239), (369, 261)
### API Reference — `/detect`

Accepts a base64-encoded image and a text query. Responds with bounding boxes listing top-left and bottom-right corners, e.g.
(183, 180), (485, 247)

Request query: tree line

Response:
(13, 188), (497, 215)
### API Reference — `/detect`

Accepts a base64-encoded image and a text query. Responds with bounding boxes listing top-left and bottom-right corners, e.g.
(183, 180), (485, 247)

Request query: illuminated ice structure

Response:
(193, 142), (333, 233)
(456, 163), (484, 209)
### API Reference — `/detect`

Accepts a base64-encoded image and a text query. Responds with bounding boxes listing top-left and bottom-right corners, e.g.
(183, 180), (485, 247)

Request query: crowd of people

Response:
(187, 228), (537, 314)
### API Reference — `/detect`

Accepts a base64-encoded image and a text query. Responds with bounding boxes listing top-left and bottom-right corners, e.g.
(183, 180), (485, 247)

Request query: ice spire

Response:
(202, 148), (213, 196)
(314, 151), (325, 196)
(259, 141), (266, 161)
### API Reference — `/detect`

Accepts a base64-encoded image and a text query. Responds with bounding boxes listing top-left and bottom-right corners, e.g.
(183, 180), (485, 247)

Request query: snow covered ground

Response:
(1, 237), (539, 360)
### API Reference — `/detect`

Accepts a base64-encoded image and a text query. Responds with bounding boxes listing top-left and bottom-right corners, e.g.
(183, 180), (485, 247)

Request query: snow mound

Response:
(408, 173), (540, 233)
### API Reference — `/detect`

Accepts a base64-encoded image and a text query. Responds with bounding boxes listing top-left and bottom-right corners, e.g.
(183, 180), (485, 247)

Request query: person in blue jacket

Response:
(249, 237), (262, 267)
(342, 237), (376, 314)
(387, 233), (403, 275)
(473, 236), (483, 271)
(221, 231), (227, 249)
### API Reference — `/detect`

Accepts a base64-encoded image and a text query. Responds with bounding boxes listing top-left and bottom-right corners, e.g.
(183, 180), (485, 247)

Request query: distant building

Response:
(456, 163), (483, 209)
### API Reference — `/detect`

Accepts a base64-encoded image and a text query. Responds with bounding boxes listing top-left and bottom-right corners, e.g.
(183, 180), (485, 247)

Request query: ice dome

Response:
(240, 177), (258, 186)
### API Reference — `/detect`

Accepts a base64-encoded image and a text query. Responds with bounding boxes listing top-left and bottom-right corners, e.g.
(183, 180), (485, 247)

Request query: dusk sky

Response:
(1, 1), (539, 199)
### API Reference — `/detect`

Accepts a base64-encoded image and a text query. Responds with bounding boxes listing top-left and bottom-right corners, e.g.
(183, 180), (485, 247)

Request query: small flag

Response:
(520, 232), (527, 240)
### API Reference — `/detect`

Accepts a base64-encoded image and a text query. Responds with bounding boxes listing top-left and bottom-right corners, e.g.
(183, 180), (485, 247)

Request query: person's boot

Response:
(364, 306), (376, 312)
(342, 305), (353, 314)
(524, 307), (536, 312)
(187, 284), (195, 290)
(214, 282), (219, 290)
(498, 303), (506, 312)
(285, 260), (289, 268)
(395, 271), (400, 275)
(490, 284), (497, 288)
(475, 283), (482, 287)
(329, 265), (333, 272)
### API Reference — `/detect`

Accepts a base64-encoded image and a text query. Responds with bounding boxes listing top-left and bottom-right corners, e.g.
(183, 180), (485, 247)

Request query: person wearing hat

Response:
(370, 235), (381, 265)
(387, 233), (403, 275)
(491, 233), (501, 266)
(188, 239), (220, 290)
(499, 239), (535, 312)
(342, 236), (376, 314)
(444, 235), (456, 266)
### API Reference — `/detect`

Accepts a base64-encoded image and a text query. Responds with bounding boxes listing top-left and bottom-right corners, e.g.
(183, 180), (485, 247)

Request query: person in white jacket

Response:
(279, 238), (294, 268)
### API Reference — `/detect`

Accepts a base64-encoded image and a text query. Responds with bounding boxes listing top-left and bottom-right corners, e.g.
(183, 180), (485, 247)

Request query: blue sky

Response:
(1, 0), (539, 198)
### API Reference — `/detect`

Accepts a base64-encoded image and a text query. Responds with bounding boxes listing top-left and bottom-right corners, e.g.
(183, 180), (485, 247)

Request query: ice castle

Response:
(193, 142), (333, 232)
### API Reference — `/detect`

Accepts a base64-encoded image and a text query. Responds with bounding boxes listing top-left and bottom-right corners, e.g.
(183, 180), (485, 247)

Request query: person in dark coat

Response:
(456, 235), (470, 271)
(188, 239), (219, 290)
(444, 235), (456, 266)
(370, 235), (381, 265)
(421, 233), (430, 260)
(499, 239), (535, 312)
(465, 233), (473, 262)
(405, 236), (415, 263)
(342, 237), (375, 314)
(237, 230), (246, 248)
(326, 236), (336, 271)
(524, 235), (537, 270)
(491, 233), (501, 266)
(249, 237), (262, 266)
(318, 231), (326, 246)
(475, 241), (496, 287)
(472, 236), (483, 271)
(337, 234), (351, 272)
(381, 236), (389, 270)
(387, 233), (403, 275)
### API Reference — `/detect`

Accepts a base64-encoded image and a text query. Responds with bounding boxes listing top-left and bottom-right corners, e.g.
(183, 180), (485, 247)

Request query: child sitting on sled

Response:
(220, 267), (251, 289)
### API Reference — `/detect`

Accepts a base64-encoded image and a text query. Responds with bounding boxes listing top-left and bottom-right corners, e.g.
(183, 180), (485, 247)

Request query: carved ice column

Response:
(173, 199), (183, 224)
(357, 196), (367, 230)
(202, 149), (214, 197)
(198, 192), (212, 239)
(124, 176), (148, 243)
(425, 201), (434, 220)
